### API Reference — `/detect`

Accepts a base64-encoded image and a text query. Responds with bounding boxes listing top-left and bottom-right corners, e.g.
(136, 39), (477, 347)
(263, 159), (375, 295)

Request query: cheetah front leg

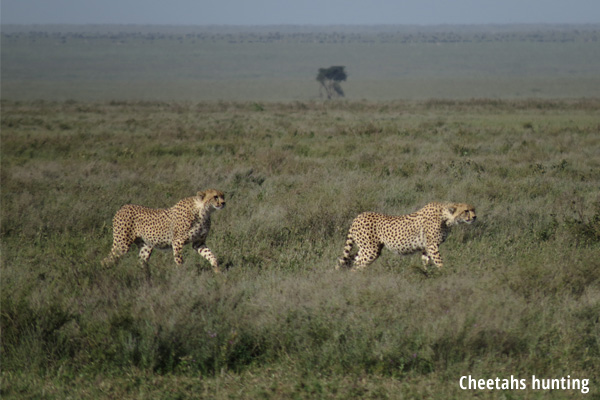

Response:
(425, 244), (444, 269)
(172, 239), (185, 266)
(193, 242), (221, 273)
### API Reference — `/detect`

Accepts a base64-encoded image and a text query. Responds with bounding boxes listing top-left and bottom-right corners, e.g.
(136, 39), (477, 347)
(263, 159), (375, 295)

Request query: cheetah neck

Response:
(194, 198), (215, 221)
(441, 208), (457, 227)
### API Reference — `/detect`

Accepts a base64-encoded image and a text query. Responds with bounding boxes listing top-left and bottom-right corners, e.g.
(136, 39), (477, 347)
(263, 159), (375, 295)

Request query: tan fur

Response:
(337, 202), (476, 271)
(102, 189), (226, 273)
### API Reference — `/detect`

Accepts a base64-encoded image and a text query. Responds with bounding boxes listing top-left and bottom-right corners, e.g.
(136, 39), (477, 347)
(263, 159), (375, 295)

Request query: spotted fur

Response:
(102, 189), (226, 272)
(337, 202), (476, 271)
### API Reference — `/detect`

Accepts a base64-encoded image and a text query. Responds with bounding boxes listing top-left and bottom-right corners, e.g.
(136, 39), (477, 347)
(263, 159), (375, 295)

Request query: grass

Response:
(1, 98), (600, 398)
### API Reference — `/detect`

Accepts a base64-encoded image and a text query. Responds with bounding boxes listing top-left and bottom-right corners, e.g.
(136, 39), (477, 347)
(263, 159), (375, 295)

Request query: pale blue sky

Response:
(2, 0), (599, 25)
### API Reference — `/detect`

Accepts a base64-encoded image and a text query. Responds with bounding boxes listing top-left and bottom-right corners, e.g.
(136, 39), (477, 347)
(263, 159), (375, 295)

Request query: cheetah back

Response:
(116, 204), (174, 248)
(352, 212), (428, 255)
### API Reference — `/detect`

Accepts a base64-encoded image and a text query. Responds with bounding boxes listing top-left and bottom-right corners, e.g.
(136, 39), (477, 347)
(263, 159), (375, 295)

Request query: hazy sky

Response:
(2, 0), (600, 25)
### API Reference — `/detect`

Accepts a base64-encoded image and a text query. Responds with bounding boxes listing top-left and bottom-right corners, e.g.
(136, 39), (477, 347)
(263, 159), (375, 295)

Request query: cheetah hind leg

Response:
(101, 252), (116, 268)
(351, 244), (382, 272)
(101, 240), (131, 267)
(137, 243), (154, 280)
(421, 252), (430, 270)
(138, 244), (153, 265)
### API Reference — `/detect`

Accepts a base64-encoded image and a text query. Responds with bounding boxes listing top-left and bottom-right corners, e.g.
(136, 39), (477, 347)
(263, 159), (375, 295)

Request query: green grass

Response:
(1, 99), (600, 398)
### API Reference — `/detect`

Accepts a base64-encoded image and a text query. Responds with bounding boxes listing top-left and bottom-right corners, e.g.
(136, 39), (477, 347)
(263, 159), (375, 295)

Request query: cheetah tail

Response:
(336, 232), (354, 270)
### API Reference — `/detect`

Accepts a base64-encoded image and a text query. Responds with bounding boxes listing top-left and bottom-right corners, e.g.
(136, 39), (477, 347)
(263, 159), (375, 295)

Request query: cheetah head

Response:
(198, 189), (226, 210)
(445, 203), (476, 225)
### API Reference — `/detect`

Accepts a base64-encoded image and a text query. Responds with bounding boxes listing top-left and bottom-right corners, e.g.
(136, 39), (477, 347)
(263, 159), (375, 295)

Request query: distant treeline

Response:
(2, 25), (599, 45)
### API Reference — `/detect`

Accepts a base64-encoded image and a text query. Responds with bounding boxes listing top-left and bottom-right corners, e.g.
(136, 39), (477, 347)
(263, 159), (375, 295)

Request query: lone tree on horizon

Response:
(317, 66), (347, 99)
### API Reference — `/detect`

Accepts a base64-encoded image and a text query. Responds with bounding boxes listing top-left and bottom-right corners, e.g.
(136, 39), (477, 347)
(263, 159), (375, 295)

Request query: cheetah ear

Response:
(448, 205), (457, 214)
(197, 191), (206, 199)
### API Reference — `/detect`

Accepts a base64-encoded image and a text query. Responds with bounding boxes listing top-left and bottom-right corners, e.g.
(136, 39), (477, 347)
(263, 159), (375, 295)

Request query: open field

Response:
(1, 98), (599, 398)
(2, 24), (600, 101)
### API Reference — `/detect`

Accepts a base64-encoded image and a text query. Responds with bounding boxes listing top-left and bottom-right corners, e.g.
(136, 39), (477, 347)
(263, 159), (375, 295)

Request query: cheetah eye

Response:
(214, 196), (219, 200)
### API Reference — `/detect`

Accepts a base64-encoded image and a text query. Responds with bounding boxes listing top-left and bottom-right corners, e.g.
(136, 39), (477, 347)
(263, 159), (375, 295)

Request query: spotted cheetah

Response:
(102, 189), (226, 273)
(337, 202), (476, 271)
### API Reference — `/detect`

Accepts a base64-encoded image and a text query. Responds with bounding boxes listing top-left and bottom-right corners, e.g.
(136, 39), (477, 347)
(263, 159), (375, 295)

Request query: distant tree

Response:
(316, 66), (347, 99)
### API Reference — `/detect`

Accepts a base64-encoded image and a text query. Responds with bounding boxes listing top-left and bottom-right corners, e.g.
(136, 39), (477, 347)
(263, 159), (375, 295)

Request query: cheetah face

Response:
(199, 189), (226, 210)
(449, 203), (477, 224)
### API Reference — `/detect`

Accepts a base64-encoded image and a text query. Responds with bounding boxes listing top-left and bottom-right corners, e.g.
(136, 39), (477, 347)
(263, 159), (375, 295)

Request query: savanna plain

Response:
(1, 26), (600, 399)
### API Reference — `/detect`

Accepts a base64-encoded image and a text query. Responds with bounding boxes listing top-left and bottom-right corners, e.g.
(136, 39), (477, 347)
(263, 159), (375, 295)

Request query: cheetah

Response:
(102, 189), (226, 273)
(337, 202), (476, 271)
